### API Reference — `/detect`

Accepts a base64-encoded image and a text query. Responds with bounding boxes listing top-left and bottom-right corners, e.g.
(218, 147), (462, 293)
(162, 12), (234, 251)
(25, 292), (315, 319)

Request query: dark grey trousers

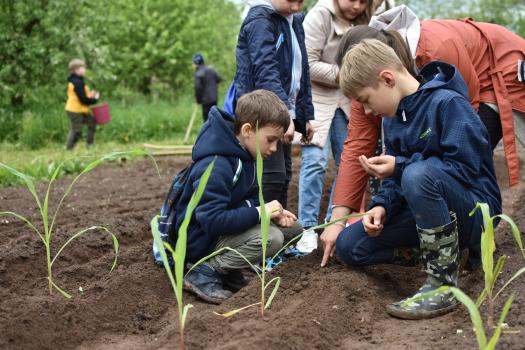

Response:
(66, 112), (96, 150)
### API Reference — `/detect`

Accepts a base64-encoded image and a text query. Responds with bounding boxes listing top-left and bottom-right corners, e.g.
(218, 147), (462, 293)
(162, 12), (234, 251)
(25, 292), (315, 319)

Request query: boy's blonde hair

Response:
(339, 39), (404, 97)
(68, 58), (86, 73)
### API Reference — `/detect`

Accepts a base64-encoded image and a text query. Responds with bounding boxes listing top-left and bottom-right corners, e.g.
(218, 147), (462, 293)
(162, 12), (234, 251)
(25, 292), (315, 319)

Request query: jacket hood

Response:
(369, 5), (420, 59)
(192, 107), (253, 162)
(398, 61), (469, 115)
(248, 0), (274, 11)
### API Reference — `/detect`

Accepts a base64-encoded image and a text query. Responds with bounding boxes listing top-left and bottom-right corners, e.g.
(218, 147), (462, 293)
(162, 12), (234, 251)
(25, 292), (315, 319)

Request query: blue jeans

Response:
(336, 161), (485, 266)
(299, 108), (348, 227)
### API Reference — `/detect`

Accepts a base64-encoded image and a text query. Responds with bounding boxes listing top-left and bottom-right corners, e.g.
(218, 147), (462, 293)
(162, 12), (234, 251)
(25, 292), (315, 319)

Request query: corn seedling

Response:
(404, 202), (524, 349)
(151, 159), (215, 350)
(470, 202), (525, 330)
(189, 126), (365, 318)
(0, 150), (157, 298)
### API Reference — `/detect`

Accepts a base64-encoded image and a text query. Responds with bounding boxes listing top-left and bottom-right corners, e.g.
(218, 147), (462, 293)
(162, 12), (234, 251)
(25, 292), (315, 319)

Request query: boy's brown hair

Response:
(339, 39), (404, 97)
(68, 58), (86, 73)
(234, 90), (290, 134)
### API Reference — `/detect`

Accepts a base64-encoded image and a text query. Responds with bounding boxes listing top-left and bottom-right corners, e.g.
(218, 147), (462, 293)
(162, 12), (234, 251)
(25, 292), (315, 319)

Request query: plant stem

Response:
(488, 294), (494, 329)
(180, 325), (186, 350)
(46, 243), (52, 294)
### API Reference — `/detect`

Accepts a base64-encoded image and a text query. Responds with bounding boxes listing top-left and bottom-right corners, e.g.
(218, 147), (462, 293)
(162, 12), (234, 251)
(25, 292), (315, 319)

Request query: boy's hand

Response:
(283, 121), (295, 144)
(301, 121), (315, 144)
(272, 210), (297, 227)
(363, 206), (386, 236)
(359, 155), (395, 179)
(320, 223), (344, 267)
(260, 200), (284, 219)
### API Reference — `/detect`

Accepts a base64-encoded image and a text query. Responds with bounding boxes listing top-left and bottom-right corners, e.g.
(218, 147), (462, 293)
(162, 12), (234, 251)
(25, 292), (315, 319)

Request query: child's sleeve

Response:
(72, 79), (98, 105)
(193, 157), (260, 237)
(368, 142), (406, 221)
(245, 19), (293, 112)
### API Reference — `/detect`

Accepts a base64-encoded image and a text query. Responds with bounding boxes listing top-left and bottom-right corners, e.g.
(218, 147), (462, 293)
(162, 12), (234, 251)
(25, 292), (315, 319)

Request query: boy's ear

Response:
(240, 122), (253, 137)
(379, 70), (396, 88)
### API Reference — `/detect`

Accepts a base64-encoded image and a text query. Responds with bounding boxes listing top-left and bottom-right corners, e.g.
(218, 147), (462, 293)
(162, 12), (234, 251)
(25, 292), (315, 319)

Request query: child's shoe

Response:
(184, 263), (232, 304)
(221, 270), (249, 292)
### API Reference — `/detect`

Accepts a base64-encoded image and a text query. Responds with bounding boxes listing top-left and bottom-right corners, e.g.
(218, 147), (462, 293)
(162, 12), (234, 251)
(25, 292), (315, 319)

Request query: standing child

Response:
(64, 59), (99, 150)
(325, 40), (502, 319)
(297, 0), (372, 251)
(234, 0), (315, 209)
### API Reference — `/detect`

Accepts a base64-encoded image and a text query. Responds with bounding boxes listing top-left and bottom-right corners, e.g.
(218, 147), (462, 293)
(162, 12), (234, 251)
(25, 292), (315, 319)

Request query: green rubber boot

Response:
(386, 212), (460, 319)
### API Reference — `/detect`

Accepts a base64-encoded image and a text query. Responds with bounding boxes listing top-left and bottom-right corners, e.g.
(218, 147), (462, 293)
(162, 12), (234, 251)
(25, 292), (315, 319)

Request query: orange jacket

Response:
(333, 19), (525, 211)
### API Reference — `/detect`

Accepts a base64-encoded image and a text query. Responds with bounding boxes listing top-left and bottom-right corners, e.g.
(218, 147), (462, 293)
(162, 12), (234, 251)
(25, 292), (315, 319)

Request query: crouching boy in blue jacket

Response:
(328, 40), (502, 319)
(173, 90), (302, 304)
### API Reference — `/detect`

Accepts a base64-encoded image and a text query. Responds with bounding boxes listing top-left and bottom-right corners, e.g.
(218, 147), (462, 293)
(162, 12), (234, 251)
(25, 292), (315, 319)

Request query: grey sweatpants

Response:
(208, 222), (303, 272)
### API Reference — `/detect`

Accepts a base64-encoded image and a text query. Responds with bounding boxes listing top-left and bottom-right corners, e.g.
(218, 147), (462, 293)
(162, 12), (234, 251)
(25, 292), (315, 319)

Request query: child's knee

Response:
(401, 162), (435, 199)
(336, 226), (368, 266)
(266, 226), (284, 257)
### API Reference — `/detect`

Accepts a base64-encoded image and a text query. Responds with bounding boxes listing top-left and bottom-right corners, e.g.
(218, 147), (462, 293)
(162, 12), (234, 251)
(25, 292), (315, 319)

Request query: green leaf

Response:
(51, 225), (119, 273)
(449, 287), (487, 349)
(264, 276), (281, 309)
(495, 214), (524, 260)
(213, 302), (261, 317)
(494, 267), (525, 300)
(486, 294), (514, 350)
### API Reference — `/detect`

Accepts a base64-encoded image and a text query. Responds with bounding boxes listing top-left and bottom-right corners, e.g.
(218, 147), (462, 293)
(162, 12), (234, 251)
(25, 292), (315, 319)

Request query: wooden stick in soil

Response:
(183, 104), (199, 144)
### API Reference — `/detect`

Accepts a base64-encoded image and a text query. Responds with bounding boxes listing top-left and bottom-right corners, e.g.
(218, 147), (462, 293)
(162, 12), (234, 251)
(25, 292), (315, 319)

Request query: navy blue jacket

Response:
(370, 61), (502, 219)
(234, 4), (314, 135)
(172, 107), (260, 263)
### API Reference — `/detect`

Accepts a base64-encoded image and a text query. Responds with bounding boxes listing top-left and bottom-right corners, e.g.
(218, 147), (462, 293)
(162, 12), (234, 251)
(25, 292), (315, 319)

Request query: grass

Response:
(0, 94), (206, 187)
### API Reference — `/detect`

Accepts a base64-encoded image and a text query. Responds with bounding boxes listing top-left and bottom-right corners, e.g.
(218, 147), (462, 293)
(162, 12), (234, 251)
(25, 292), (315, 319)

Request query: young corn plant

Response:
(469, 202), (525, 330)
(151, 159), (215, 350)
(0, 150), (156, 298)
(189, 126), (365, 318)
(404, 202), (524, 349)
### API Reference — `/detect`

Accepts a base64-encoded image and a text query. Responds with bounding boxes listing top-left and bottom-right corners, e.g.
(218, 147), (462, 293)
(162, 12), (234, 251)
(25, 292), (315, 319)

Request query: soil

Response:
(1, 149), (524, 350)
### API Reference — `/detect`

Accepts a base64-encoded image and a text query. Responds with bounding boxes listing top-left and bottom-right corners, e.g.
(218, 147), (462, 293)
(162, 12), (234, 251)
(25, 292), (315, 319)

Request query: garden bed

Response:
(0, 150), (523, 349)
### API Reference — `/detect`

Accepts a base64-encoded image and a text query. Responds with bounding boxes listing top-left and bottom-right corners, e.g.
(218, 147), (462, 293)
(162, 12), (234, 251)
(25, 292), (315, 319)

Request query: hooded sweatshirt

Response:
(369, 61), (502, 220)
(171, 107), (260, 263)
(235, 0), (314, 135)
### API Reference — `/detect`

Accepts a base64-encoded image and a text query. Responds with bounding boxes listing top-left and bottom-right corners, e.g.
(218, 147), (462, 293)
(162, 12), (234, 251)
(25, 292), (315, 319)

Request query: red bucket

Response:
(92, 103), (111, 125)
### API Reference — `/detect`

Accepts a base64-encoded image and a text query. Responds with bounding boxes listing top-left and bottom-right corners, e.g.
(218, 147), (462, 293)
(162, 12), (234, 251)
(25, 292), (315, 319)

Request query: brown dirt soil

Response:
(1, 149), (524, 350)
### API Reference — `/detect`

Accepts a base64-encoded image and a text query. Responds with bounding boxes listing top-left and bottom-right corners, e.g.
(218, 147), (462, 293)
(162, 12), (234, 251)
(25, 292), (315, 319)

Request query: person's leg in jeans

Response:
(66, 112), (84, 150)
(86, 113), (96, 146)
(336, 161), (483, 266)
(298, 143), (329, 228)
(325, 108), (349, 222)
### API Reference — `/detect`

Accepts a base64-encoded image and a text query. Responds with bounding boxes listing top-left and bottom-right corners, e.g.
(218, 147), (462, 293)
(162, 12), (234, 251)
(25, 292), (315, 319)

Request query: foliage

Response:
(403, 0), (525, 37)
(0, 150), (156, 298)
(151, 159), (215, 350)
(0, 0), (240, 142)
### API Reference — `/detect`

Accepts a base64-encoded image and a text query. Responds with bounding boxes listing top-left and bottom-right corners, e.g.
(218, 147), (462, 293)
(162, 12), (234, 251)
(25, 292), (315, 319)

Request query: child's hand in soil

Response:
(359, 155), (395, 179)
(320, 224), (344, 267)
(272, 210), (297, 227)
(363, 206), (386, 236)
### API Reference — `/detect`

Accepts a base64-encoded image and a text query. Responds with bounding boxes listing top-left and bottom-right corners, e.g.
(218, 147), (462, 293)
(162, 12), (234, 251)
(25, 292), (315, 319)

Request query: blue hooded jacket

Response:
(370, 61), (502, 220)
(234, 2), (314, 135)
(171, 107), (260, 263)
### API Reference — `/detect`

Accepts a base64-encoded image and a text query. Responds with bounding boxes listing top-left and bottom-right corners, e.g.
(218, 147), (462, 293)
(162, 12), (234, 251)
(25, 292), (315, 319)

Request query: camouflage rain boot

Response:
(386, 212), (460, 319)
